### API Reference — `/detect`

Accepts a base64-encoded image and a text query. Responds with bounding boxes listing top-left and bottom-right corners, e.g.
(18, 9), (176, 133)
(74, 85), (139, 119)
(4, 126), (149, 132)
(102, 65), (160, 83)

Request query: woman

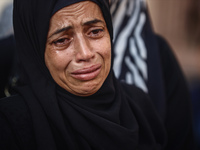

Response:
(0, 0), (190, 149)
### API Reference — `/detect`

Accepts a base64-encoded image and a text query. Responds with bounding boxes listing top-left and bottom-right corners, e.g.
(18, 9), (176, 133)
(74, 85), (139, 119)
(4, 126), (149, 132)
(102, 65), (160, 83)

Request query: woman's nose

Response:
(75, 34), (95, 62)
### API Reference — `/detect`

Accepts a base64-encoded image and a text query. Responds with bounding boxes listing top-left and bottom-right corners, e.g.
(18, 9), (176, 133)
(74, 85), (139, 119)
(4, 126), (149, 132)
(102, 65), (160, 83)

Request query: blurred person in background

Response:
(110, 0), (194, 149)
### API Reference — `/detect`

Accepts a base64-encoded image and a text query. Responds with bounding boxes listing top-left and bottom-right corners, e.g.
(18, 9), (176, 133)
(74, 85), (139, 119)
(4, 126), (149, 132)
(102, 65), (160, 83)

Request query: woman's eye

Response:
(92, 29), (102, 34)
(53, 38), (70, 46)
(90, 29), (104, 37)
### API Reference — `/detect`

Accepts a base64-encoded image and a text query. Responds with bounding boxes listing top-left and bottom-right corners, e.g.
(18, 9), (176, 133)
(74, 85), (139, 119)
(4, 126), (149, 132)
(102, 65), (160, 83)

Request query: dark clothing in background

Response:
(156, 35), (194, 150)
(190, 81), (200, 149)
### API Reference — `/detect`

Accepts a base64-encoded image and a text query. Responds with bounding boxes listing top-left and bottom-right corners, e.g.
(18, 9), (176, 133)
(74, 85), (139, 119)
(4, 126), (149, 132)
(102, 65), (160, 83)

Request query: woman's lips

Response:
(71, 64), (101, 81)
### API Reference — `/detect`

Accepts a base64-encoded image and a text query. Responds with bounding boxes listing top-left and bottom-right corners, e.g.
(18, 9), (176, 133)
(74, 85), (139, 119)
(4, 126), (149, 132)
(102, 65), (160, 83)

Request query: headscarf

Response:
(13, 0), (166, 149)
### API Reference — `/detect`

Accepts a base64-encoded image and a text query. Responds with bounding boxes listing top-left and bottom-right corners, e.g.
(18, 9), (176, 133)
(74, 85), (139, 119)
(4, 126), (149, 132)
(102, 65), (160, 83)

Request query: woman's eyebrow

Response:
(48, 26), (72, 39)
(82, 19), (104, 26)
(47, 19), (104, 40)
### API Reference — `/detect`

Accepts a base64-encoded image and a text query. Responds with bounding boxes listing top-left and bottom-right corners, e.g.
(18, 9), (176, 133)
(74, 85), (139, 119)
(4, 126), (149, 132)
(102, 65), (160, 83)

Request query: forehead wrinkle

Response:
(56, 1), (101, 20)
(47, 1), (105, 40)
(56, 2), (88, 20)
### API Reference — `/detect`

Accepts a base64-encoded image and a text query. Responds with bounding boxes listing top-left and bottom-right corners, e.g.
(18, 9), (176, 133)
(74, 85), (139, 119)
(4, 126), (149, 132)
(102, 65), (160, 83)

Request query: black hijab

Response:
(13, 0), (166, 149)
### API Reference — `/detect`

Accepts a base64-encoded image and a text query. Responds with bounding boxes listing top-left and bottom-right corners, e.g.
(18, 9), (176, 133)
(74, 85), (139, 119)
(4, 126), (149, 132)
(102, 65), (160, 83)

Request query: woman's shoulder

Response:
(0, 94), (36, 149)
(0, 94), (29, 117)
(0, 94), (25, 107)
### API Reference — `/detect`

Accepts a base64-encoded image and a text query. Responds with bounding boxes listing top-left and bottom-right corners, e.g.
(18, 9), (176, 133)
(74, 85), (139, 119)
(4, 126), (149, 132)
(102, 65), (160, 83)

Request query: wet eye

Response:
(92, 29), (103, 34)
(89, 29), (104, 38)
(53, 38), (70, 47)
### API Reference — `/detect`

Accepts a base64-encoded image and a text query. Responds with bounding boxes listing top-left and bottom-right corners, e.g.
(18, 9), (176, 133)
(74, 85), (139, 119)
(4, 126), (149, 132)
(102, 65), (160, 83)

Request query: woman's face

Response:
(45, 1), (111, 96)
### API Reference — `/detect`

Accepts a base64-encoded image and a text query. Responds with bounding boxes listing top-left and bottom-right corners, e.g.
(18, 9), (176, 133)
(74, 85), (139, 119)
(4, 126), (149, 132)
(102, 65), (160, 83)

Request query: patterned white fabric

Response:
(111, 0), (148, 92)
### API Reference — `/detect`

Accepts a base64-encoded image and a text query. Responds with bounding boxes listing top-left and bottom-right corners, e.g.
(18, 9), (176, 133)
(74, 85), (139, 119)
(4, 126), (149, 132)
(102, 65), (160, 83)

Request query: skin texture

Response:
(45, 1), (111, 96)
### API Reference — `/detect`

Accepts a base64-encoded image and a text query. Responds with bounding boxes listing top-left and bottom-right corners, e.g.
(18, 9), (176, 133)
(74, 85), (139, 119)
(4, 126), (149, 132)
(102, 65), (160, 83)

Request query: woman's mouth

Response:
(71, 64), (101, 81)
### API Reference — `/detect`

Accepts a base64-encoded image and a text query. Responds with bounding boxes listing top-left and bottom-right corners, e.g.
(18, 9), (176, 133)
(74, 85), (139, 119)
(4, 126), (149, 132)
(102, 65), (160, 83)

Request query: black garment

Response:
(0, 81), (166, 150)
(0, 0), (166, 149)
(156, 35), (194, 150)
(190, 80), (200, 149)
(0, 95), (36, 150)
